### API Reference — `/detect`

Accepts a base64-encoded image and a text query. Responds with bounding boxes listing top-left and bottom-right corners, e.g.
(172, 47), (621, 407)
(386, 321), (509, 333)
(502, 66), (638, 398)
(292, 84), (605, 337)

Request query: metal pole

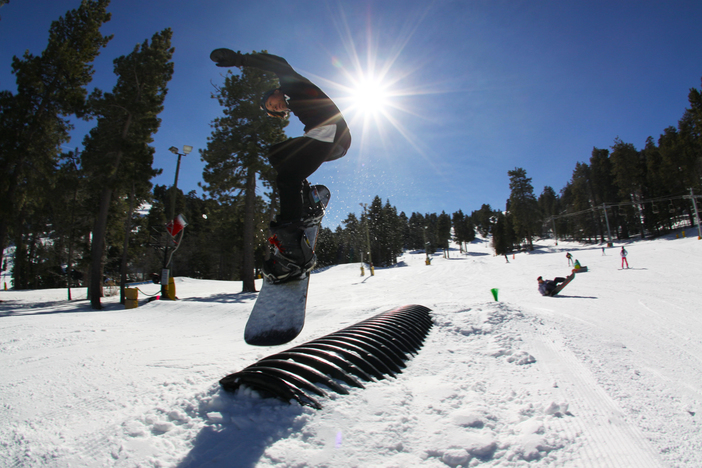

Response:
(363, 204), (374, 276)
(690, 188), (701, 240)
(551, 217), (558, 245)
(161, 150), (184, 299)
(602, 203), (613, 247)
(169, 152), (182, 226)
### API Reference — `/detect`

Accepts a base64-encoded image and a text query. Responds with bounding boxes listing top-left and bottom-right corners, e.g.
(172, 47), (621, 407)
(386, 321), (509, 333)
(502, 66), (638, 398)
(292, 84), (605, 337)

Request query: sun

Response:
(350, 76), (390, 116)
(321, 2), (439, 160)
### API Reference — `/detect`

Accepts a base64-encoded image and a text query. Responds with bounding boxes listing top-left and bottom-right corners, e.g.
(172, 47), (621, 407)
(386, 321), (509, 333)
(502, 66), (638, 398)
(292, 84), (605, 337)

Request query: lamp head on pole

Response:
(169, 145), (193, 156)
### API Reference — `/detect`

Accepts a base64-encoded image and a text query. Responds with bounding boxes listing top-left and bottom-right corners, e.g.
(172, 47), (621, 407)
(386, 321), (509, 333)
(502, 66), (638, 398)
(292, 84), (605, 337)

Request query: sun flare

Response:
(322, 3), (439, 162)
(350, 76), (390, 116)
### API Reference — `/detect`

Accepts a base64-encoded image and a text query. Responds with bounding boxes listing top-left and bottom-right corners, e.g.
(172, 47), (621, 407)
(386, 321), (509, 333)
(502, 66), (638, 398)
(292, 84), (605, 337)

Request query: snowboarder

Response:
(537, 276), (566, 296)
(566, 252), (574, 267)
(620, 246), (629, 269)
(210, 49), (352, 283)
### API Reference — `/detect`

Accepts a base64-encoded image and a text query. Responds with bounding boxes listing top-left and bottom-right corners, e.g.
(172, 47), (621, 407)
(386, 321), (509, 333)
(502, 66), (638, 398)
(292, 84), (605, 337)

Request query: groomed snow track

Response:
(220, 304), (433, 408)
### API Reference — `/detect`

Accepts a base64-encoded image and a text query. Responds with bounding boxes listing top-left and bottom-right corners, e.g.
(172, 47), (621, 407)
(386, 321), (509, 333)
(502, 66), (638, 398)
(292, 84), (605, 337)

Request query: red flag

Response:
(167, 214), (187, 237)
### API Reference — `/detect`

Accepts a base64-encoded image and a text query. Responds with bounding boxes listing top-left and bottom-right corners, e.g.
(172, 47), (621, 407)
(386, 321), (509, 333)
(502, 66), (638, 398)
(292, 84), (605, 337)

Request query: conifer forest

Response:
(1, 1), (701, 304)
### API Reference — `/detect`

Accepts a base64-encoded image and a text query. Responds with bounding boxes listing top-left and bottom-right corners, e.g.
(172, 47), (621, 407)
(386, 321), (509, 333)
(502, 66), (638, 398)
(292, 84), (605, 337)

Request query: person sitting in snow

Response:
(537, 276), (566, 296)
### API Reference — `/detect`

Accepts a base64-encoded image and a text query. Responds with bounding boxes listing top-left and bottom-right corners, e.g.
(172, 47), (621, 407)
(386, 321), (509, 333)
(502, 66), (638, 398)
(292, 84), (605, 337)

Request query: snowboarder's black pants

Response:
(268, 136), (344, 222)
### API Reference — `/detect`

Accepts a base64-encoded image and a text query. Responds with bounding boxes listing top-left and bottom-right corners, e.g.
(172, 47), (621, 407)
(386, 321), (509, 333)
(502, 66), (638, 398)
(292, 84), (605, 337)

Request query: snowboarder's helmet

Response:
(260, 88), (288, 118)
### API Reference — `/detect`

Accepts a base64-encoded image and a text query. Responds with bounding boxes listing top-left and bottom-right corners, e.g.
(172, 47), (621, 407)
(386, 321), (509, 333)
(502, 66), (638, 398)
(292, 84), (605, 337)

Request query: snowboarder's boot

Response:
(262, 221), (317, 283)
(300, 180), (326, 227)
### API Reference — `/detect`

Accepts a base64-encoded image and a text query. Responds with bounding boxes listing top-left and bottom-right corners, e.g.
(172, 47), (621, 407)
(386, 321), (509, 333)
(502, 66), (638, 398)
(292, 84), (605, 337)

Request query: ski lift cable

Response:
(549, 193), (698, 222)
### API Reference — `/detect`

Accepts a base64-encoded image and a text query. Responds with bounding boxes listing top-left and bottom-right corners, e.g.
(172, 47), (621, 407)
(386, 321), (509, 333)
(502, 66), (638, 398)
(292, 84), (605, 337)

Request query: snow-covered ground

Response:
(1, 233), (701, 467)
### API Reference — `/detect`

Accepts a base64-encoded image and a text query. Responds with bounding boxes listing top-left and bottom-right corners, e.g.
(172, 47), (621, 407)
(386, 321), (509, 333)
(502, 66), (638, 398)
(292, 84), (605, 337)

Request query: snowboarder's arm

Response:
(210, 49), (309, 84)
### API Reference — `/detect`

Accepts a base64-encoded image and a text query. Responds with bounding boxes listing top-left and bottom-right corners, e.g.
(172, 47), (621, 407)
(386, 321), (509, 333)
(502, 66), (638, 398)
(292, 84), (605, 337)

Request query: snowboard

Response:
(244, 185), (330, 346)
(550, 273), (575, 296)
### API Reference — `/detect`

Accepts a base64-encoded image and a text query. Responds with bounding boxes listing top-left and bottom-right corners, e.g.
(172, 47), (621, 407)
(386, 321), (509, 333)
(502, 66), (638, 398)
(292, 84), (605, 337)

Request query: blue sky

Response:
(2, 0), (702, 228)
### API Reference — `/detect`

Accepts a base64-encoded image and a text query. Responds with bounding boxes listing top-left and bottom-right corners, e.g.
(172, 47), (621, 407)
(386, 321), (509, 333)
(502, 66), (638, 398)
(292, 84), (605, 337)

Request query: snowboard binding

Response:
(300, 181), (326, 227)
(263, 221), (317, 284)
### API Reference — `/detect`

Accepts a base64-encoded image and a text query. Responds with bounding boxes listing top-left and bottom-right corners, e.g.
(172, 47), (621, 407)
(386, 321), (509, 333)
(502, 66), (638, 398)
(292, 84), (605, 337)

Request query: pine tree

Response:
(0, 0), (112, 286)
(589, 148), (618, 206)
(507, 167), (539, 249)
(81, 28), (174, 309)
(437, 211), (452, 256)
(407, 213), (426, 251)
(492, 212), (514, 256)
(201, 53), (286, 292)
(341, 213), (363, 264)
(610, 138), (646, 238)
(683, 80), (702, 192)
(472, 204), (494, 238)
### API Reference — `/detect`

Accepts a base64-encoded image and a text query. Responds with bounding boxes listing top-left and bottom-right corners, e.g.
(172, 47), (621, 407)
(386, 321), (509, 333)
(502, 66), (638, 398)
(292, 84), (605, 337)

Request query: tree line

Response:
(2, 1), (701, 302)
(494, 87), (702, 254)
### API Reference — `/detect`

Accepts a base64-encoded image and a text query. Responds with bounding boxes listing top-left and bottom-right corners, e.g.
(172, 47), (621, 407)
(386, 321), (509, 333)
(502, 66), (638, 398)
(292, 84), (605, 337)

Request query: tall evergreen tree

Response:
(589, 148), (618, 205)
(507, 167), (539, 249)
(82, 28), (174, 309)
(0, 0), (112, 286)
(367, 196), (384, 266)
(610, 138), (646, 237)
(472, 204), (494, 238)
(201, 52), (287, 292)
(683, 79), (702, 192)
(610, 138), (645, 200)
(452, 210), (474, 252)
(492, 211), (515, 256)
(437, 211), (452, 255)
(570, 162), (603, 242)
(537, 186), (558, 218)
(341, 213), (363, 264)
(383, 200), (404, 265)
(407, 212), (426, 251)
(538, 186), (559, 240)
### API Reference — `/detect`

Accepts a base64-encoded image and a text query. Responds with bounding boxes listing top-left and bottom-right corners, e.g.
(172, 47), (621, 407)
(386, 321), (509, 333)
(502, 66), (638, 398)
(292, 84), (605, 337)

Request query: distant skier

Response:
(537, 276), (566, 296)
(620, 246), (629, 269)
(210, 49), (351, 282)
(566, 252), (573, 267)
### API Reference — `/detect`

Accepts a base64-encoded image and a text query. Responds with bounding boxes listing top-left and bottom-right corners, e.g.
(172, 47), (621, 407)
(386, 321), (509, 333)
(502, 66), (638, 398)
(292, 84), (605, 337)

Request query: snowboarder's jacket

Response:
(244, 53), (351, 161)
(538, 280), (558, 296)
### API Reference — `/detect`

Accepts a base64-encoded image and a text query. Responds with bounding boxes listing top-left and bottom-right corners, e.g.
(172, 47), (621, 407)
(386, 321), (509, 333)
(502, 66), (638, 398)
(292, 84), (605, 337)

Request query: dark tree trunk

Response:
(89, 186), (113, 309)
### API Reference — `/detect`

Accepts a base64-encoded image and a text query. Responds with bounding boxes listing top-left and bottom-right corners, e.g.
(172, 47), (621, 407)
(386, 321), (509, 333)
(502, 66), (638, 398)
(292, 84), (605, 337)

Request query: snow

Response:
(1, 233), (701, 467)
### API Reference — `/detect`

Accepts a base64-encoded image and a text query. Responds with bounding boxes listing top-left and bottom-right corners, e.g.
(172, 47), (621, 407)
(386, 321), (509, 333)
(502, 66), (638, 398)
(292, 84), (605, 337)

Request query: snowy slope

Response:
(1, 233), (701, 467)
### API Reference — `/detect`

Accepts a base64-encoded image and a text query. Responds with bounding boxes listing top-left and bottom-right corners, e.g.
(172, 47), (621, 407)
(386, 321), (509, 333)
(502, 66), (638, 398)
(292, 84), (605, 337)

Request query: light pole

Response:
(161, 145), (192, 299)
(360, 203), (374, 276)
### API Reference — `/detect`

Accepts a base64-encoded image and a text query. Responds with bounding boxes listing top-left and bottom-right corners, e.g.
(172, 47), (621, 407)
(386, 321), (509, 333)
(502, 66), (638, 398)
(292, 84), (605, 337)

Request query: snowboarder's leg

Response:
(263, 137), (336, 283)
(269, 136), (333, 223)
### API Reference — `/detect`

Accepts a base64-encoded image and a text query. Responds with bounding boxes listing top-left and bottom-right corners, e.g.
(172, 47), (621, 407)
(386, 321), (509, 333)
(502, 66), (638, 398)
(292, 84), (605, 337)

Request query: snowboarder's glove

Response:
(210, 48), (247, 68)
